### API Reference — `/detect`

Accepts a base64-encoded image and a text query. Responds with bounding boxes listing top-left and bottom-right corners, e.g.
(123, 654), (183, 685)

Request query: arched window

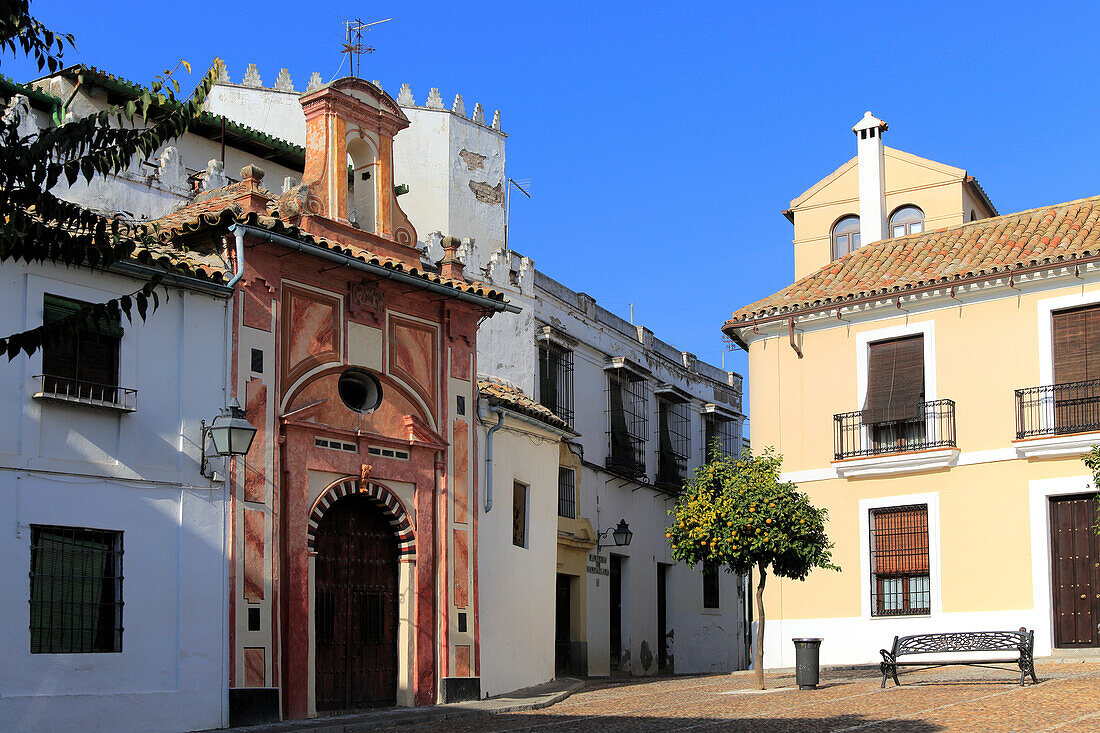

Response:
(832, 216), (861, 260)
(889, 206), (924, 238)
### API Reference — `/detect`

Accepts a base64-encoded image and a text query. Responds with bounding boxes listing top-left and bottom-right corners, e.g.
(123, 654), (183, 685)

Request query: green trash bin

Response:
(793, 638), (822, 690)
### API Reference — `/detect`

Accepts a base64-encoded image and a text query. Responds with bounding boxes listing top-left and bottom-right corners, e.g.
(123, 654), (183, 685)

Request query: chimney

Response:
(440, 236), (465, 280)
(852, 111), (888, 245)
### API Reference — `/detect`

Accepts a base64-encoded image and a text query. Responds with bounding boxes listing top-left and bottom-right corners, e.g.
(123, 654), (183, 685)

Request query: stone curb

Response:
(453, 676), (584, 715)
(206, 678), (584, 733)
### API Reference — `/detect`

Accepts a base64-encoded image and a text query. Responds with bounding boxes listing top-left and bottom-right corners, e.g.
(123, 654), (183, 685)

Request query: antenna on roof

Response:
(338, 17), (391, 79)
(504, 178), (531, 256)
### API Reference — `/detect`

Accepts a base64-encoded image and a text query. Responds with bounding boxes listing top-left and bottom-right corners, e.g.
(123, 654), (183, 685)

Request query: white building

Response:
(476, 378), (576, 697)
(0, 88), (237, 732)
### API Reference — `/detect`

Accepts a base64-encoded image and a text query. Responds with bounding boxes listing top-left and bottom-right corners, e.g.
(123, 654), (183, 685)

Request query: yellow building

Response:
(724, 114), (1100, 669)
(787, 112), (997, 280)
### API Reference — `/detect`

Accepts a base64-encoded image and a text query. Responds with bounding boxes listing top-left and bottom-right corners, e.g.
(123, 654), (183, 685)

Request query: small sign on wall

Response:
(586, 552), (609, 576)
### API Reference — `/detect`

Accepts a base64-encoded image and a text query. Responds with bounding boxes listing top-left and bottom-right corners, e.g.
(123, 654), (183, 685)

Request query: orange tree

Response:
(667, 446), (837, 689)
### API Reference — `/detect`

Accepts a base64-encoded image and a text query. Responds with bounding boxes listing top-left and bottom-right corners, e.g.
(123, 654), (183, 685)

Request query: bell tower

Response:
(298, 78), (418, 251)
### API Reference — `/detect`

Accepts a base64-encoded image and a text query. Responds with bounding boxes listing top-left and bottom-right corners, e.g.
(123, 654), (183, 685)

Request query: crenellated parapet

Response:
(394, 83), (503, 135)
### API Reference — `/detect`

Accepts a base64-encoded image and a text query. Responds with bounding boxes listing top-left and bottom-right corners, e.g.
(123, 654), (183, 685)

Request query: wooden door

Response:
(314, 495), (399, 711)
(1050, 494), (1100, 648)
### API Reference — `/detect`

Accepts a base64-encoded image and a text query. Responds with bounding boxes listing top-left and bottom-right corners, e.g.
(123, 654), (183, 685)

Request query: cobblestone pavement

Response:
(402, 662), (1100, 732)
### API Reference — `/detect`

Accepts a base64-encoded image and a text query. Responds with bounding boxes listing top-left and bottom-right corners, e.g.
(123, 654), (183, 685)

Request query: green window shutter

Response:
(43, 294), (124, 339)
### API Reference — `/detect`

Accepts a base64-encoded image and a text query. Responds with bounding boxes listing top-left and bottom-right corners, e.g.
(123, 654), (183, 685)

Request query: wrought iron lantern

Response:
(597, 518), (633, 551)
(201, 398), (257, 476)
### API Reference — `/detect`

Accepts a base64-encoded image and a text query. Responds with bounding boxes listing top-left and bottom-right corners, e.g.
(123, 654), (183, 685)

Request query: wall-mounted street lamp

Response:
(597, 518), (633, 552)
(200, 398), (258, 477)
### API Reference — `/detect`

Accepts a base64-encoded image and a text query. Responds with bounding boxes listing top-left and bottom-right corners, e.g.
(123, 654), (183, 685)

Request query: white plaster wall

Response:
(205, 83), (306, 147)
(33, 81), (301, 222)
(476, 413), (560, 697)
(393, 107), (506, 274)
(0, 261), (230, 732)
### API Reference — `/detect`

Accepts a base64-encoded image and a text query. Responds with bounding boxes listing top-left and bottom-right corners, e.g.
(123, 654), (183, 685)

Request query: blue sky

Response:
(7, 1), (1100, 383)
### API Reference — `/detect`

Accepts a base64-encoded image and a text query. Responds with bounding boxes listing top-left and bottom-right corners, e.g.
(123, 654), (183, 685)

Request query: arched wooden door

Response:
(314, 494), (399, 711)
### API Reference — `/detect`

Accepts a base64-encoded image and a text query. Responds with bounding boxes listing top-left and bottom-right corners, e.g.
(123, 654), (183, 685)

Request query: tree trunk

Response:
(754, 562), (767, 690)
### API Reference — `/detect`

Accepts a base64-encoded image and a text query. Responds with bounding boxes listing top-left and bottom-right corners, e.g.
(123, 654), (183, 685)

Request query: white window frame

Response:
(859, 492), (942, 620)
(1024, 289), (1100, 449)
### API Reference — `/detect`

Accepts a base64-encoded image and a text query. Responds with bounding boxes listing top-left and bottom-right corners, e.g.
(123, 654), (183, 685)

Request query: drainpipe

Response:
(483, 406), (504, 513)
(56, 71), (84, 125)
(226, 225), (247, 288)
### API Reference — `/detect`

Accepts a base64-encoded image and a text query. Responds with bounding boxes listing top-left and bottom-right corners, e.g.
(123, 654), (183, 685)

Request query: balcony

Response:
(834, 399), (957, 460)
(1014, 380), (1100, 458)
(1015, 380), (1100, 439)
(32, 374), (137, 412)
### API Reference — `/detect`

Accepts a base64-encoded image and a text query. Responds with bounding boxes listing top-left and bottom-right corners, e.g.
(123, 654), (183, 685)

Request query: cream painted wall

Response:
(791, 148), (996, 279)
(738, 271), (1100, 669)
(477, 412), (561, 698)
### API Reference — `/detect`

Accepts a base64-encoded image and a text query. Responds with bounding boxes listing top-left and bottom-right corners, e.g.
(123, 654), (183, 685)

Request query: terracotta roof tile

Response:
(148, 184), (509, 303)
(727, 194), (1100, 324)
(477, 377), (574, 433)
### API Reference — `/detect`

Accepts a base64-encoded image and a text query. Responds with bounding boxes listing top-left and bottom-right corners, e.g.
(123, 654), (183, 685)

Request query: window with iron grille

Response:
(657, 397), (690, 487)
(704, 412), (740, 461)
(557, 467), (576, 519)
(41, 294), (123, 404)
(703, 562), (720, 609)
(869, 505), (930, 617)
(513, 481), (529, 548)
(539, 341), (574, 427)
(29, 525), (123, 653)
(606, 367), (648, 474)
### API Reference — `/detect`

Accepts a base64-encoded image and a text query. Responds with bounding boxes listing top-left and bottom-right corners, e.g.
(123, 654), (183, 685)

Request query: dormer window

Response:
(889, 206), (924, 238)
(832, 216), (861, 260)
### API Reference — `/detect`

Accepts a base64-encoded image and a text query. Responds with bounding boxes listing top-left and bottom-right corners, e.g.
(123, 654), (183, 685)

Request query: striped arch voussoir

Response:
(307, 479), (416, 557)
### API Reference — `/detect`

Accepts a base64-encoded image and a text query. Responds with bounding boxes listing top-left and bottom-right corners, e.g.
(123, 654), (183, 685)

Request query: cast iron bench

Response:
(879, 630), (1038, 687)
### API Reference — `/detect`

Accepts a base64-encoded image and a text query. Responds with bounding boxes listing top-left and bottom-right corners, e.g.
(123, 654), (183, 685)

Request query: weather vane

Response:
(341, 17), (391, 78)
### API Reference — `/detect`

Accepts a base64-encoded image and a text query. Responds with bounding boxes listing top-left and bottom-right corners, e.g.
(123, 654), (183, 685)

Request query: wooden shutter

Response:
(1053, 305), (1100, 384)
(872, 505), (929, 575)
(862, 335), (925, 424)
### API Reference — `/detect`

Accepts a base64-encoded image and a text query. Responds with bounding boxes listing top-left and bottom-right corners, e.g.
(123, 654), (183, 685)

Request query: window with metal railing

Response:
(1016, 380), (1100, 438)
(834, 399), (955, 459)
(869, 505), (930, 617)
(538, 341), (574, 427)
(37, 294), (135, 411)
(606, 367), (648, 475)
(704, 412), (740, 461)
(557, 467), (576, 519)
(657, 397), (690, 488)
(29, 525), (124, 653)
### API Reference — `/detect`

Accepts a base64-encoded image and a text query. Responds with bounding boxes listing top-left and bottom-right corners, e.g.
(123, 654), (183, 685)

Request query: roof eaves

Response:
(53, 65), (306, 167)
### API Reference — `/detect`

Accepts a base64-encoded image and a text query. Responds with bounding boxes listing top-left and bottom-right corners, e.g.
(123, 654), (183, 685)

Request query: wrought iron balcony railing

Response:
(834, 399), (956, 460)
(1015, 379), (1100, 439)
(32, 374), (138, 412)
(656, 452), (687, 490)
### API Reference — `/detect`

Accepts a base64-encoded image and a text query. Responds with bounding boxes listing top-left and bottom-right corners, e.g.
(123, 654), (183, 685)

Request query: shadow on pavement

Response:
(401, 712), (946, 732)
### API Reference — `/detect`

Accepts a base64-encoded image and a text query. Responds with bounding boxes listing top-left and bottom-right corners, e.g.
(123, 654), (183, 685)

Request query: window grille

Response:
(606, 368), (648, 475)
(538, 341), (574, 427)
(704, 413), (740, 461)
(557, 467), (576, 519)
(657, 398), (691, 487)
(703, 562), (720, 609)
(29, 525), (123, 653)
(512, 481), (528, 548)
(869, 505), (930, 617)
